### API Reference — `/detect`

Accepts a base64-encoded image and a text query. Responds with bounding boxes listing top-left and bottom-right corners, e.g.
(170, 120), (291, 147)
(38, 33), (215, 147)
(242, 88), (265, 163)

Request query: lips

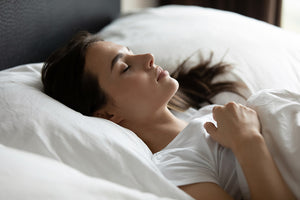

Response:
(156, 66), (169, 81)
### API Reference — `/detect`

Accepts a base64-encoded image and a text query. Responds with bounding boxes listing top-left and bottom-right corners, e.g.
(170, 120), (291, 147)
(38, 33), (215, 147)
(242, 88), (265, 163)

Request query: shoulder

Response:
(152, 116), (224, 186)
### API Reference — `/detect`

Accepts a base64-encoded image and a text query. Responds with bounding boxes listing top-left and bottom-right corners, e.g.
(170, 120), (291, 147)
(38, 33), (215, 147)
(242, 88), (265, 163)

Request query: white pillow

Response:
(0, 144), (175, 200)
(99, 5), (300, 104)
(0, 63), (191, 200)
(2, 5), (300, 199)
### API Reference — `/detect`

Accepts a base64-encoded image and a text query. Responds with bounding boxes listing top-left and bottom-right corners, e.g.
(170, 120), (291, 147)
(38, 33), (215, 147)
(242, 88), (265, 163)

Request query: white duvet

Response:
(235, 89), (300, 199)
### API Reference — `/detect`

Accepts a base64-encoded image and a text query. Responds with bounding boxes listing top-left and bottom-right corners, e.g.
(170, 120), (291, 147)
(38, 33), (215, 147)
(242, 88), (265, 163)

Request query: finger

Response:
(212, 105), (223, 121)
(204, 122), (217, 135)
(225, 101), (238, 111)
(204, 122), (221, 143)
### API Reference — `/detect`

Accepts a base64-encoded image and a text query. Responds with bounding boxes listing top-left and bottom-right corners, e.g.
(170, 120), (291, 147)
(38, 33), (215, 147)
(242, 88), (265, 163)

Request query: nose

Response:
(144, 53), (155, 70)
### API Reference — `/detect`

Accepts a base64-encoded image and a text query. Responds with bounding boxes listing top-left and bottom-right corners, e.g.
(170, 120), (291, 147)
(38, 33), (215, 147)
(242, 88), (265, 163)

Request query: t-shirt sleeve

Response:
(153, 148), (219, 186)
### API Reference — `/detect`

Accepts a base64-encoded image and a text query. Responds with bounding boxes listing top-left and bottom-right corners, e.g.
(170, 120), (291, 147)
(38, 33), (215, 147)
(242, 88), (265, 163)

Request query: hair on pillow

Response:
(0, 63), (191, 199)
(99, 5), (300, 102)
(2, 5), (300, 199)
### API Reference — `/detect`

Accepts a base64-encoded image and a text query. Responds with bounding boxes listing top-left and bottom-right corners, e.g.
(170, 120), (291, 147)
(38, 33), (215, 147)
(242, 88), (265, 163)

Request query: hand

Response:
(205, 103), (296, 200)
(204, 102), (261, 151)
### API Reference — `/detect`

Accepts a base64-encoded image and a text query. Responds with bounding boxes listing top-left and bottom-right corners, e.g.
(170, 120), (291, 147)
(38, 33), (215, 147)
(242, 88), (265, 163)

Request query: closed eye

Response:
(122, 65), (131, 73)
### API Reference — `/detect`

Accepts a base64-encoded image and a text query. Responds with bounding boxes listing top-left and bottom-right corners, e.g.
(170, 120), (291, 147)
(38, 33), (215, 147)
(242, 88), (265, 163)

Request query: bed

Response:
(1, 1), (300, 199)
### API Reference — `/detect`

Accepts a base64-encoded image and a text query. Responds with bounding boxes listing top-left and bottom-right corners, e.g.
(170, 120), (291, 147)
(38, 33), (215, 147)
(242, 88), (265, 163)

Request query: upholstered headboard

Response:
(0, 0), (120, 70)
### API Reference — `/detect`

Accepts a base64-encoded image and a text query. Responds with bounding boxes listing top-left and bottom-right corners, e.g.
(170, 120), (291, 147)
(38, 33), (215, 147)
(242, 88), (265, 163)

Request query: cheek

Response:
(109, 75), (178, 112)
(109, 75), (152, 102)
(124, 75), (179, 100)
(123, 74), (154, 93)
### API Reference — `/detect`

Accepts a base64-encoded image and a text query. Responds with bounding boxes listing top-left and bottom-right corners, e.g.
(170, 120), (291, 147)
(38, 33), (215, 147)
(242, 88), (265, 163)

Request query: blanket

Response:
(236, 89), (300, 199)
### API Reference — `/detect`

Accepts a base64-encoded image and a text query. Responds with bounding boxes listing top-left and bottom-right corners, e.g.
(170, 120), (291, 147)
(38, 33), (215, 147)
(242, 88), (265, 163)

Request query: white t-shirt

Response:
(152, 105), (243, 199)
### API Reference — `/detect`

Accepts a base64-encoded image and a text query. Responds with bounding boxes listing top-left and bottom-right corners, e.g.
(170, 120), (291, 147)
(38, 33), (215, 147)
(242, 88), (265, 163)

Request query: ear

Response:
(93, 109), (123, 124)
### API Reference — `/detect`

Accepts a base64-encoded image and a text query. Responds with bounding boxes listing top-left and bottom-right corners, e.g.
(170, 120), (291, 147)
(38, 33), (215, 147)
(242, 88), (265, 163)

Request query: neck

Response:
(120, 107), (187, 153)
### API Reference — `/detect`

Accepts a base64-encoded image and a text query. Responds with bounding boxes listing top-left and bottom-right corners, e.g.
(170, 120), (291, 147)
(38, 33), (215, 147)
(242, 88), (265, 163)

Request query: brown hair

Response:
(41, 32), (107, 115)
(169, 53), (245, 111)
(42, 31), (244, 116)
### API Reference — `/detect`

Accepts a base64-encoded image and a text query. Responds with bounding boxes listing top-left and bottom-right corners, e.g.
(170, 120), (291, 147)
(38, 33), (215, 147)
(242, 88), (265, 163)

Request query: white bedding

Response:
(100, 5), (300, 100)
(0, 145), (174, 200)
(0, 64), (191, 200)
(244, 89), (300, 199)
(1, 5), (300, 200)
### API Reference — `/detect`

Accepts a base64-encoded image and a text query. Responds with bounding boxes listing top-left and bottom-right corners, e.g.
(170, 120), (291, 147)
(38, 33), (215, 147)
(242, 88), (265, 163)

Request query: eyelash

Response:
(122, 65), (131, 73)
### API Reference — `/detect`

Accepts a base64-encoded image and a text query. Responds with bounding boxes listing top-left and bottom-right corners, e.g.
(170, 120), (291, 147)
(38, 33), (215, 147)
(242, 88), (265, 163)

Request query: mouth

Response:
(156, 66), (169, 82)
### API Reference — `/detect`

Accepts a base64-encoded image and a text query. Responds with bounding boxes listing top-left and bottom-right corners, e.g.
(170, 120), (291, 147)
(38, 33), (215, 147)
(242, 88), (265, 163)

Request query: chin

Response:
(172, 77), (179, 90)
(168, 78), (179, 97)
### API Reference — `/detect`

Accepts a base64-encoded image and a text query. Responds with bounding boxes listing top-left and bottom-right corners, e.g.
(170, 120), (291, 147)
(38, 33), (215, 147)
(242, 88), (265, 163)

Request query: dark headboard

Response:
(0, 0), (120, 70)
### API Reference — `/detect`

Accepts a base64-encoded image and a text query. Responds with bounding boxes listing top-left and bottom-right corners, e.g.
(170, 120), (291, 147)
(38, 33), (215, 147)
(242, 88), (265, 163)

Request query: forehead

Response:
(84, 41), (124, 75)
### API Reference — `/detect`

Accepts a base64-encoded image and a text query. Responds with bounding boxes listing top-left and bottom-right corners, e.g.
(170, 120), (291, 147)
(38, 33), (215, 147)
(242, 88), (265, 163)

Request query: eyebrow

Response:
(110, 47), (131, 72)
(111, 53), (123, 72)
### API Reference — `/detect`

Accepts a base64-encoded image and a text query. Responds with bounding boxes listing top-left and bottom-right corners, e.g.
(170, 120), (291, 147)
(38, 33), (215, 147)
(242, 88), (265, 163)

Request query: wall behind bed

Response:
(0, 0), (120, 70)
(121, 0), (158, 13)
(160, 0), (282, 26)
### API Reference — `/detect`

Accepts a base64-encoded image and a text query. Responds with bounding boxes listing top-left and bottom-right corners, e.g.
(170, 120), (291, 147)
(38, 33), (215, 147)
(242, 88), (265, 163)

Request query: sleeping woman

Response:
(41, 31), (296, 200)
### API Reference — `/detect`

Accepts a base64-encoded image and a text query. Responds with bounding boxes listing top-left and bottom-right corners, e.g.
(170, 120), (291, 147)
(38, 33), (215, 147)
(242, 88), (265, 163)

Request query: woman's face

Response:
(84, 41), (178, 123)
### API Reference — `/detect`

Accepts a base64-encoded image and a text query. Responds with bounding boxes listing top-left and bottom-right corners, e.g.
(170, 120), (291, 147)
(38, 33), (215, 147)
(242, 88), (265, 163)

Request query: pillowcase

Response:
(2, 5), (300, 199)
(0, 63), (191, 199)
(99, 5), (300, 104)
(0, 144), (174, 200)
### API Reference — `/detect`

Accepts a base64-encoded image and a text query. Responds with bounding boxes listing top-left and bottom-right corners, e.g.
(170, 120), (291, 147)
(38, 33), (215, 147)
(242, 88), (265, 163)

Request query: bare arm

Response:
(179, 182), (233, 200)
(204, 102), (295, 200)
